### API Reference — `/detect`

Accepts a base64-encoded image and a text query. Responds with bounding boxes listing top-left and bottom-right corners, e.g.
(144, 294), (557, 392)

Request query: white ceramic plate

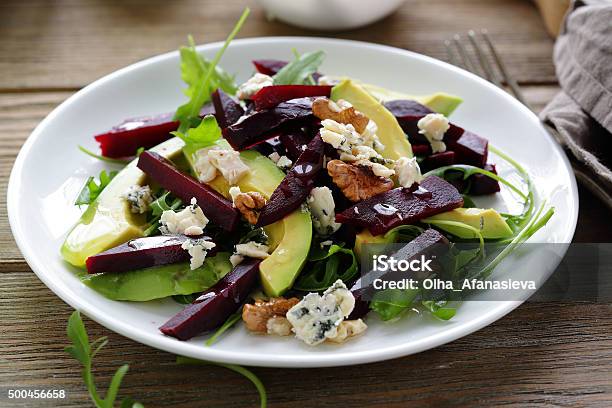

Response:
(7, 37), (577, 368)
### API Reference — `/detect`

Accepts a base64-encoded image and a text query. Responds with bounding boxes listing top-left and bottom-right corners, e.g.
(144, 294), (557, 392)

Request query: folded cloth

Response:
(540, 0), (612, 208)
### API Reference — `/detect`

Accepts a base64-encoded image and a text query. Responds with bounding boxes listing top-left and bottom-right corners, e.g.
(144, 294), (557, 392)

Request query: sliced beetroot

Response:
(222, 97), (315, 151)
(412, 144), (431, 156)
(253, 59), (288, 76)
(336, 176), (463, 236)
(159, 259), (260, 340)
(256, 134), (325, 227)
(251, 135), (287, 158)
(252, 85), (332, 110)
(252, 59), (322, 82)
(212, 89), (244, 128)
(383, 100), (433, 144)
(279, 128), (313, 161)
(137, 151), (240, 231)
(85, 235), (217, 274)
(349, 229), (449, 319)
(421, 151), (456, 172)
(446, 130), (488, 168)
(383, 99), (433, 117)
(470, 164), (501, 195)
(94, 104), (215, 158)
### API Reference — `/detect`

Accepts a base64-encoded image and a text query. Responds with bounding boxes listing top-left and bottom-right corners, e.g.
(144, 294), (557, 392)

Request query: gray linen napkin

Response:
(540, 0), (612, 208)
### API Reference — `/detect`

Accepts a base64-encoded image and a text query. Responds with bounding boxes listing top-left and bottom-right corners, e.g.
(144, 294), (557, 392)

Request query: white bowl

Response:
(257, 0), (406, 31)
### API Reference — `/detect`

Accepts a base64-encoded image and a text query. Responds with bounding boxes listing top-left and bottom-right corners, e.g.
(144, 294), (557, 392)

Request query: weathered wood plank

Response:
(0, 272), (610, 407)
(0, 0), (556, 90)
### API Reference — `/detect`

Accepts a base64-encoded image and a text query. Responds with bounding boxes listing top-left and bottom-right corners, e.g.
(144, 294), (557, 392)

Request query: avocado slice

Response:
(331, 79), (413, 160)
(185, 142), (312, 296)
(82, 252), (232, 301)
(423, 208), (513, 239)
(356, 83), (463, 117)
(61, 137), (185, 267)
(353, 228), (398, 259)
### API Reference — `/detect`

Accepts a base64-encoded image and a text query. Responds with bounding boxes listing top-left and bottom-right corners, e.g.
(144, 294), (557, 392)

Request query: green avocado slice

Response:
(61, 137), (185, 267)
(331, 79), (413, 159)
(82, 252), (232, 301)
(424, 208), (513, 239)
(359, 83), (463, 117)
(185, 142), (312, 296)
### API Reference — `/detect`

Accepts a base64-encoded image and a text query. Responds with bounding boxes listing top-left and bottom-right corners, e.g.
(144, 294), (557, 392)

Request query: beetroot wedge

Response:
(137, 151), (240, 231)
(446, 130), (488, 168)
(336, 176), (463, 236)
(383, 100), (433, 144)
(349, 229), (449, 319)
(252, 59), (322, 82)
(252, 59), (288, 75)
(252, 85), (332, 110)
(160, 259), (260, 340)
(469, 164), (501, 195)
(412, 144), (431, 156)
(222, 97), (316, 151)
(449, 163), (500, 195)
(421, 151), (456, 172)
(279, 128), (313, 161)
(256, 134), (325, 227)
(94, 104), (215, 158)
(86, 235), (217, 274)
(212, 89), (244, 128)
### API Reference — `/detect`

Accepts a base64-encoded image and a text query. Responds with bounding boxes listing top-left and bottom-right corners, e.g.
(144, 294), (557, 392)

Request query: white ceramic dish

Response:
(7, 37), (578, 368)
(256, 0), (406, 31)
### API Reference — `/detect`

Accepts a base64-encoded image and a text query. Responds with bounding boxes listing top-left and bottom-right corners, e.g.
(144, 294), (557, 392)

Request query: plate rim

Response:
(7, 36), (578, 368)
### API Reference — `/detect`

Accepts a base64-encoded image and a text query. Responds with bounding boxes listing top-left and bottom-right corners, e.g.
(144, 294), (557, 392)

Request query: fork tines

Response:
(445, 29), (526, 105)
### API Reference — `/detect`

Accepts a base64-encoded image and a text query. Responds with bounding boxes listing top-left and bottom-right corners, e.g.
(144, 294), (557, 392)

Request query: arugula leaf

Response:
(171, 114), (221, 151)
(78, 145), (131, 165)
(293, 243), (358, 292)
(179, 36), (237, 99)
(172, 294), (199, 305)
(370, 288), (419, 321)
(65, 311), (142, 408)
(75, 170), (118, 206)
(273, 50), (325, 85)
(206, 308), (243, 346)
(489, 144), (535, 231)
(422, 300), (456, 320)
(176, 356), (267, 408)
(174, 8), (250, 134)
(424, 164), (527, 201)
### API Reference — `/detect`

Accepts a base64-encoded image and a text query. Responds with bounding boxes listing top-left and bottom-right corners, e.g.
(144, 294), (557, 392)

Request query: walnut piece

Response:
(312, 97), (369, 134)
(242, 297), (300, 333)
(327, 159), (393, 202)
(234, 191), (266, 224)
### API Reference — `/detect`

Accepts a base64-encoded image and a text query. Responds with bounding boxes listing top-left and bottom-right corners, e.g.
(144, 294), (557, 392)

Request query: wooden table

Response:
(1, 1), (611, 406)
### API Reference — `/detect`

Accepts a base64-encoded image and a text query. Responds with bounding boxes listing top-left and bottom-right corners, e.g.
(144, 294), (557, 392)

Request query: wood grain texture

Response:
(1, 1), (611, 406)
(0, 0), (556, 90)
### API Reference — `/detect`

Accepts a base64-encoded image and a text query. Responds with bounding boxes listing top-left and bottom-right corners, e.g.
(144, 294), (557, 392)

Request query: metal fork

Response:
(445, 30), (612, 211)
(444, 29), (527, 106)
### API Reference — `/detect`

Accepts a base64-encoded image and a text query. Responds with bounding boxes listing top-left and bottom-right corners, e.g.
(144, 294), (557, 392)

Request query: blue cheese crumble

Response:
(159, 197), (209, 236)
(286, 280), (356, 346)
(307, 187), (341, 236)
(417, 113), (449, 153)
(181, 237), (216, 270)
(124, 185), (153, 214)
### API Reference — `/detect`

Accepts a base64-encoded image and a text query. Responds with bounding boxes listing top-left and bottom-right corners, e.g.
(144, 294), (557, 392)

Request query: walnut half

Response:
(234, 191), (266, 224)
(327, 159), (393, 202)
(312, 97), (369, 134)
(242, 297), (300, 334)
